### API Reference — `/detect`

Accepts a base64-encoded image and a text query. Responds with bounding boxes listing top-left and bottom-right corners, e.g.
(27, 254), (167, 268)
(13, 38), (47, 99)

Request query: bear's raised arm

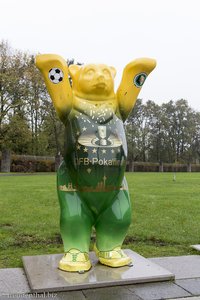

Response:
(35, 54), (73, 123)
(117, 58), (156, 121)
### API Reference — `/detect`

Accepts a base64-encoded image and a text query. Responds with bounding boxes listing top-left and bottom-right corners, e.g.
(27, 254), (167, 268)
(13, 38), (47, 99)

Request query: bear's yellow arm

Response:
(117, 58), (156, 121)
(35, 54), (73, 123)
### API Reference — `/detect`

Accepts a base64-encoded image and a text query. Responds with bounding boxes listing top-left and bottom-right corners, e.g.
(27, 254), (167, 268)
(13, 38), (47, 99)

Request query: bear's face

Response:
(69, 64), (116, 100)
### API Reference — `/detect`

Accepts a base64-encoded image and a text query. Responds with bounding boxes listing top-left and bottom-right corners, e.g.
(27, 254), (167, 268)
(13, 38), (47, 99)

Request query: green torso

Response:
(64, 98), (127, 191)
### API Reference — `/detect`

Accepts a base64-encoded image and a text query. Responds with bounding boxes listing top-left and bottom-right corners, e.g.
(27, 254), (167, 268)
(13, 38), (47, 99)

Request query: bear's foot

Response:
(59, 249), (91, 272)
(94, 244), (132, 268)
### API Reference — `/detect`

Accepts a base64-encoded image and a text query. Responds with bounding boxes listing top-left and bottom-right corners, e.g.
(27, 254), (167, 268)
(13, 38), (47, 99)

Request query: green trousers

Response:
(57, 162), (132, 253)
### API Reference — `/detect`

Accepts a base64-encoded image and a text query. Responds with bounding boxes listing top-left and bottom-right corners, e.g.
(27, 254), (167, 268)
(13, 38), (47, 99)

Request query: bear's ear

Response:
(110, 66), (116, 78)
(68, 64), (81, 79)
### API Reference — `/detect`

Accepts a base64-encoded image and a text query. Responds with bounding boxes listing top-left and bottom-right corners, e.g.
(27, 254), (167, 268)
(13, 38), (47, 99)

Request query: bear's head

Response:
(69, 64), (116, 100)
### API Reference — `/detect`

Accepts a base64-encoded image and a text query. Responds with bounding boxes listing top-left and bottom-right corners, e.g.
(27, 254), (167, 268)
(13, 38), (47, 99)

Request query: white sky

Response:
(1, 0), (200, 111)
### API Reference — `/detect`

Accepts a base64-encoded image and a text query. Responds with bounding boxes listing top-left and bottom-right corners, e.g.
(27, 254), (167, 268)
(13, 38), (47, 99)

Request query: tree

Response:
(143, 100), (165, 163)
(125, 98), (200, 164)
(0, 41), (29, 153)
(125, 99), (145, 162)
(23, 55), (49, 155)
(160, 100), (197, 163)
(41, 99), (65, 156)
(3, 114), (32, 154)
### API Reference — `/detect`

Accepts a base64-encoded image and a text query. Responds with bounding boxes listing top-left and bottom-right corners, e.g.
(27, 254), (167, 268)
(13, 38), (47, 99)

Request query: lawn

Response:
(0, 172), (200, 268)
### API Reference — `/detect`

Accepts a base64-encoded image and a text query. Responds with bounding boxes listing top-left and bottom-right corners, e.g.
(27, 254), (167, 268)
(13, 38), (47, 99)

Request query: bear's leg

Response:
(58, 189), (94, 272)
(57, 162), (94, 272)
(59, 190), (94, 252)
(94, 188), (132, 267)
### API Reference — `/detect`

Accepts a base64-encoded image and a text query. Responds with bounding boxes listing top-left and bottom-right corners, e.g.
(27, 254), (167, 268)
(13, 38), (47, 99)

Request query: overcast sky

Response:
(1, 0), (200, 111)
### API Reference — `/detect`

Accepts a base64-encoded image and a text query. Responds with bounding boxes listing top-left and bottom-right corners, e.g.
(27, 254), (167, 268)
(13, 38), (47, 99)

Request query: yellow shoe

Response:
(94, 244), (132, 268)
(59, 249), (91, 272)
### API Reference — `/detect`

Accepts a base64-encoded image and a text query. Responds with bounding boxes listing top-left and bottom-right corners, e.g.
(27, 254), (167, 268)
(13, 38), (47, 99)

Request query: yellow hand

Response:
(117, 58), (156, 121)
(35, 54), (73, 123)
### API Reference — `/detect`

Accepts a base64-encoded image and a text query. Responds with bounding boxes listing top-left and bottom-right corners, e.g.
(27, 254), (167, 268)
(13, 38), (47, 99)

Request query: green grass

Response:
(0, 172), (200, 268)
(127, 173), (200, 255)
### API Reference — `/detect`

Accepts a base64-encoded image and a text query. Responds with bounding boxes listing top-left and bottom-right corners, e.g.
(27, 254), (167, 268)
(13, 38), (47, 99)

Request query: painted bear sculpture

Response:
(36, 55), (156, 272)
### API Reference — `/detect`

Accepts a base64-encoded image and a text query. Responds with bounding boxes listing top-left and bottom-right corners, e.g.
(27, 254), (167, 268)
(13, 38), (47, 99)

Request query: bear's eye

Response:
(85, 69), (95, 76)
(103, 69), (110, 76)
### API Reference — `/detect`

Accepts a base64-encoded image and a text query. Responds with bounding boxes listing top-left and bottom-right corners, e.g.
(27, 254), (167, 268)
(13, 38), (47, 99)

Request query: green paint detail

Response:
(133, 72), (147, 88)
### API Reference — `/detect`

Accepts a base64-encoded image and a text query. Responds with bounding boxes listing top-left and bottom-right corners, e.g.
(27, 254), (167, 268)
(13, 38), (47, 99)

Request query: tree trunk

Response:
(1, 148), (11, 172)
(128, 161), (134, 172)
(55, 153), (63, 171)
(159, 161), (163, 172)
(187, 163), (191, 172)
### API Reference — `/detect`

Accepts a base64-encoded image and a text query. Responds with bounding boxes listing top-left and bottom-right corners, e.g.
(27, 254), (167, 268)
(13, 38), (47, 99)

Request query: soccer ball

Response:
(48, 68), (64, 84)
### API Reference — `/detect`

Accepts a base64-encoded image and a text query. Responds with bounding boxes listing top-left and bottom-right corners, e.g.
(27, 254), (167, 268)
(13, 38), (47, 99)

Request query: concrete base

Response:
(191, 245), (200, 251)
(150, 255), (200, 279)
(22, 250), (174, 292)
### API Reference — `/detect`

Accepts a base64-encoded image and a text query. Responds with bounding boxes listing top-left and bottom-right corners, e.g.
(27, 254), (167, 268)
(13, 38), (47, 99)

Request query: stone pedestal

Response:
(22, 250), (174, 293)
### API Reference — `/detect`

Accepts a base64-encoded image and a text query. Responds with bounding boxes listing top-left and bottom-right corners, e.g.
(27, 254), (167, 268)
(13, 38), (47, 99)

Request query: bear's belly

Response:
(74, 144), (126, 191)
(64, 111), (127, 191)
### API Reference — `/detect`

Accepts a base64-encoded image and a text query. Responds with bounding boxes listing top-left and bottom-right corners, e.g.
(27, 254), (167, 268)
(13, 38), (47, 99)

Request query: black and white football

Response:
(48, 68), (64, 84)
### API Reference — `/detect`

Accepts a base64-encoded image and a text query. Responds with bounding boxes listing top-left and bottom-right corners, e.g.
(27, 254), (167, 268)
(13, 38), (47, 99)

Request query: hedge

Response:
(126, 161), (200, 172)
(0, 154), (55, 172)
(0, 154), (200, 172)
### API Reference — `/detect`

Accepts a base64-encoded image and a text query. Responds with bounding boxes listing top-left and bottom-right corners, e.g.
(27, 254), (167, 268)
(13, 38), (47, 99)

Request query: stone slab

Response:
(127, 282), (191, 300)
(0, 268), (31, 296)
(150, 255), (200, 279)
(83, 286), (141, 300)
(191, 244), (200, 251)
(0, 291), (85, 300)
(176, 278), (200, 296)
(169, 297), (200, 300)
(22, 250), (174, 292)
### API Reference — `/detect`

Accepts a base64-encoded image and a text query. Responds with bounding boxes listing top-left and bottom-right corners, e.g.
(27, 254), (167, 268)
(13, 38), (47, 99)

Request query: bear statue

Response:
(36, 54), (156, 272)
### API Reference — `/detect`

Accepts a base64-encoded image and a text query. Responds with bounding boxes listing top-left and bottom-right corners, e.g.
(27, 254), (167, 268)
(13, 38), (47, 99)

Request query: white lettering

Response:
(76, 157), (122, 166)
(84, 158), (90, 165)
(99, 159), (104, 165)
(92, 158), (98, 164)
